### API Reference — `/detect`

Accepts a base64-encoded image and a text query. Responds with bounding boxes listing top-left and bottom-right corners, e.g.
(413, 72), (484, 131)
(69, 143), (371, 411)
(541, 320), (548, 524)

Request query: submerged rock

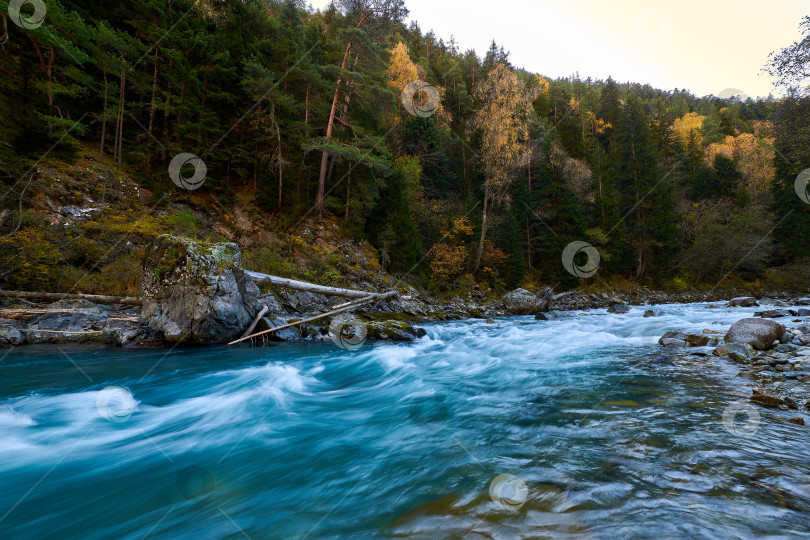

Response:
(140, 235), (260, 344)
(725, 318), (786, 351)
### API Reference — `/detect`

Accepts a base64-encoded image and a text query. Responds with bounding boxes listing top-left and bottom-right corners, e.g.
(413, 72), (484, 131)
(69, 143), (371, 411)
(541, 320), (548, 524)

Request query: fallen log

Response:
(0, 290), (142, 306)
(228, 290), (398, 346)
(244, 271), (377, 299)
(239, 305), (269, 340)
(21, 329), (104, 335)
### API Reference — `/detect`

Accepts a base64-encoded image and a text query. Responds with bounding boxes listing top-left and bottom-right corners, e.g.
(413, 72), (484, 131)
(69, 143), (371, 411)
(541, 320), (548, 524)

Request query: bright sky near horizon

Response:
(306, 0), (808, 98)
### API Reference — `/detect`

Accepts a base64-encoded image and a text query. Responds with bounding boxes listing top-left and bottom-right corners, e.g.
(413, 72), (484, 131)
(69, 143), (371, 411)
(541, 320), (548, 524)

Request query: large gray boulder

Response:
(727, 297), (758, 307)
(140, 235), (260, 344)
(724, 318), (786, 351)
(502, 288), (538, 315)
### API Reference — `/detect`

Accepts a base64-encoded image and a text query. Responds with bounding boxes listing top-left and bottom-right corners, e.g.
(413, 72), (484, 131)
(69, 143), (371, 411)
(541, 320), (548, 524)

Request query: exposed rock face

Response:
(0, 319), (23, 345)
(724, 318), (786, 351)
(727, 297), (759, 307)
(501, 289), (538, 315)
(140, 235), (260, 344)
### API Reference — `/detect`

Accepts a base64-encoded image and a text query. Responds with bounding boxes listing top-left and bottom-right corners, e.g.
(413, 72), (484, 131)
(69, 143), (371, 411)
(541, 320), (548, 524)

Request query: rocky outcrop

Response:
(724, 318), (786, 351)
(140, 235), (260, 344)
(501, 288), (538, 315)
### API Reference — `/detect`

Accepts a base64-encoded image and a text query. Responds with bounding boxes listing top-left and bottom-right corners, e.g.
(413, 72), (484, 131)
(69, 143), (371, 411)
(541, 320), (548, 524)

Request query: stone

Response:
(780, 332), (794, 344)
(608, 304), (631, 314)
(727, 297), (759, 307)
(651, 354), (673, 366)
(788, 417), (805, 426)
(754, 310), (790, 318)
(660, 330), (688, 342)
(750, 392), (785, 409)
(501, 288), (538, 315)
(798, 308), (810, 317)
(644, 309), (663, 318)
(713, 343), (754, 361)
(486, 318), (496, 324)
(661, 338), (688, 348)
(775, 343), (799, 353)
(535, 312), (549, 321)
(140, 235), (261, 344)
(724, 318), (786, 351)
(366, 320), (419, 341)
(684, 334), (710, 347)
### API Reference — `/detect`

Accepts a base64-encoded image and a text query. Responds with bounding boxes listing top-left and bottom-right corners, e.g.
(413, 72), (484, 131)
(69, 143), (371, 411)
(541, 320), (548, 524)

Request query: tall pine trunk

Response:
(99, 70), (109, 160)
(473, 188), (491, 272)
(315, 41), (353, 215)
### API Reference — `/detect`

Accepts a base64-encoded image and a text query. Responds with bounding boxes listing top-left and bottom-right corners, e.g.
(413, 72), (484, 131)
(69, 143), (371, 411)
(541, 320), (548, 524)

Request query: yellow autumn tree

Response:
(705, 127), (775, 202)
(387, 42), (420, 91)
(670, 112), (705, 148)
(471, 63), (535, 271)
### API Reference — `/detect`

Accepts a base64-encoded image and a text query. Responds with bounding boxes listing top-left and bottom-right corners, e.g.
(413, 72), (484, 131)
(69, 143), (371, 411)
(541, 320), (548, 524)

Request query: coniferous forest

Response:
(1, 0), (809, 294)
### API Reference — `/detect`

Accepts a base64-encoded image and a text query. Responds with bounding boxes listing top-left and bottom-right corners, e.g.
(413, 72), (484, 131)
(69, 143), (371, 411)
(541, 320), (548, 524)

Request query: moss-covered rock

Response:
(140, 235), (260, 344)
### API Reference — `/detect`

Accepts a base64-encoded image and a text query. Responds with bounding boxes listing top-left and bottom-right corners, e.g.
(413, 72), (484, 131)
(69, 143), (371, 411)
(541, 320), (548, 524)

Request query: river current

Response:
(1, 302), (809, 539)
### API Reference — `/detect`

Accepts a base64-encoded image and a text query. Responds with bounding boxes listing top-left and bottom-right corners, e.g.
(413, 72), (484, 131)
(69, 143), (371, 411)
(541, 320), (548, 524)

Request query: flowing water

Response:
(1, 303), (809, 539)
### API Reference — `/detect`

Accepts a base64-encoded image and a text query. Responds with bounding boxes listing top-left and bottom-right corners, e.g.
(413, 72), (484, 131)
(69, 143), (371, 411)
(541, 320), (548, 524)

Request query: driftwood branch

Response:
(228, 290), (398, 346)
(244, 270), (378, 299)
(240, 305), (268, 340)
(0, 290), (142, 306)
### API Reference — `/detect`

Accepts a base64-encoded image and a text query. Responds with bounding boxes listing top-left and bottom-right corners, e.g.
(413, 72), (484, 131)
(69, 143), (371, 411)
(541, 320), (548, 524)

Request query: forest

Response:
(1, 0), (809, 294)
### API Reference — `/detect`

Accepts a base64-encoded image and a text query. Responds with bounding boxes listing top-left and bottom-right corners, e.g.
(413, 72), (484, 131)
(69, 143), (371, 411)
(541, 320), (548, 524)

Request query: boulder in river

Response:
(140, 235), (261, 344)
(754, 309), (792, 318)
(608, 304), (630, 314)
(501, 288), (538, 315)
(724, 318), (786, 351)
(727, 297), (759, 307)
(799, 308), (810, 317)
(644, 309), (664, 318)
(713, 343), (754, 362)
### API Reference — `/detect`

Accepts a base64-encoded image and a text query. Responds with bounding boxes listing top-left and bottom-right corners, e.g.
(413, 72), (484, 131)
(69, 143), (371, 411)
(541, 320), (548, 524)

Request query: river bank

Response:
(0, 285), (807, 347)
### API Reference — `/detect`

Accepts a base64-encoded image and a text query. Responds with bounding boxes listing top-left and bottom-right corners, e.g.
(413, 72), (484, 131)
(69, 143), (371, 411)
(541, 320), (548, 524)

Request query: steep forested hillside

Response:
(1, 0), (809, 295)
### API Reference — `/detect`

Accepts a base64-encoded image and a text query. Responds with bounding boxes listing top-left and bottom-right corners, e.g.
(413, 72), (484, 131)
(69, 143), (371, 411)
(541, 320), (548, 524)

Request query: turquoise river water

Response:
(1, 303), (809, 539)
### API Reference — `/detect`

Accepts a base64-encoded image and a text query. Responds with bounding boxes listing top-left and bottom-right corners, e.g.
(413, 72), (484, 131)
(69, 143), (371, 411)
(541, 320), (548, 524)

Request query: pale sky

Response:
(307, 0), (808, 98)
